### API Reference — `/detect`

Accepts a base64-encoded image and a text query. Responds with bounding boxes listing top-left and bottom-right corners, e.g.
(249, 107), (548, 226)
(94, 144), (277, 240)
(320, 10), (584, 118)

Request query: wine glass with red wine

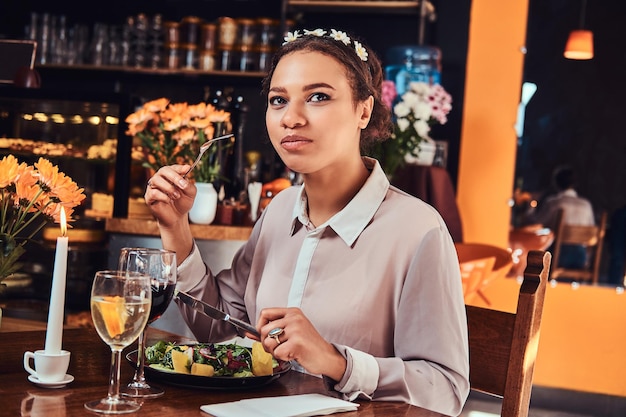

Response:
(117, 247), (176, 398)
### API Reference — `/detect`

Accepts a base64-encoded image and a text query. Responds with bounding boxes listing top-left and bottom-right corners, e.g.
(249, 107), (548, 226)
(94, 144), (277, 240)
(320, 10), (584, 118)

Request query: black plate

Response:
(125, 347), (291, 390)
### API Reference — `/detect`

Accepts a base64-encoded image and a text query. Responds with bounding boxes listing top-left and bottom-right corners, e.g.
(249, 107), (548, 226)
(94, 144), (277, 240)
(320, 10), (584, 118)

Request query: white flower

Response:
(282, 31), (301, 45)
(354, 41), (368, 61)
(393, 101), (411, 119)
(400, 91), (420, 108)
(408, 82), (430, 95)
(412, 101), (432, 121)
(329, 29), (351, 45)
(413, 119), (431, 138)
(304, 29), (327, 37)
(396, 118), (410, 132)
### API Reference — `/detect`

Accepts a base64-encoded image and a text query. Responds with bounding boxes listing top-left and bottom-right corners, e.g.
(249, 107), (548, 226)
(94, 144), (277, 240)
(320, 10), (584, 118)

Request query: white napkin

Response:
(201, 393), (359, 417)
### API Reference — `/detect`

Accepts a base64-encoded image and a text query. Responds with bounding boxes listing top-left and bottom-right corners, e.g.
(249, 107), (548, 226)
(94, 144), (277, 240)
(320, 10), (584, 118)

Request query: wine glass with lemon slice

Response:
(118, 247), (177, 398)
(85, 270), (152, 414)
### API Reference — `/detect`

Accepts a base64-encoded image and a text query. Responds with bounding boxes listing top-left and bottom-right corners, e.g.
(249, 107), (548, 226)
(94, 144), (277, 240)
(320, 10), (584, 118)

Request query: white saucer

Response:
(28, 374), (74, 389)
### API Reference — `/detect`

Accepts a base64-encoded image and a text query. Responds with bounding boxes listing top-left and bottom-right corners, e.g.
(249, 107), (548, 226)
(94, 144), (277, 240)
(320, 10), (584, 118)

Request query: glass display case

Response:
(0, 86), (135, 313)
(0, 86), (134, 218)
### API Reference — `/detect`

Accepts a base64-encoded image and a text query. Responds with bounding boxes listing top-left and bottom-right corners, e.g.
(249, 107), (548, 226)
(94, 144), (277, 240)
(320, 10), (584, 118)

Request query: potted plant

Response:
(0, 155), (85, 295)
(371, 80), (452, 179)
(125, 98), (232, 224)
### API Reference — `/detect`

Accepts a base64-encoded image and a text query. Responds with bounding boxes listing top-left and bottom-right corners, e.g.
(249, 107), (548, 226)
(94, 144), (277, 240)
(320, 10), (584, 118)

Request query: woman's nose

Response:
(280, 103), (305, 129)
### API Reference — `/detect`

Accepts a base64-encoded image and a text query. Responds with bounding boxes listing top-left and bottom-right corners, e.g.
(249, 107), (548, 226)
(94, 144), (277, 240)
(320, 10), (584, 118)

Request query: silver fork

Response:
(182, 133), (234, 178)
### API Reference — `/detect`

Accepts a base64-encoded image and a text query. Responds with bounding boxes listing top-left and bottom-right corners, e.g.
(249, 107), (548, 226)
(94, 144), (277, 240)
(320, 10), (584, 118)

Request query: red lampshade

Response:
(564, 30), (594, 60)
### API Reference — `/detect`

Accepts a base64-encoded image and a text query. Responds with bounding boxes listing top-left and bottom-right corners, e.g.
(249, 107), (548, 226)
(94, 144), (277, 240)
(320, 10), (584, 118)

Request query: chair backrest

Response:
(550, 209), (607, 284)
(466, 250), (551, 417)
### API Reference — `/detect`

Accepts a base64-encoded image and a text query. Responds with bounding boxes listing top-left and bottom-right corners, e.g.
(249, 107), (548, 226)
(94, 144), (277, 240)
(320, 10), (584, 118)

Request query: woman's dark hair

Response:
(261, 30), (393, 149)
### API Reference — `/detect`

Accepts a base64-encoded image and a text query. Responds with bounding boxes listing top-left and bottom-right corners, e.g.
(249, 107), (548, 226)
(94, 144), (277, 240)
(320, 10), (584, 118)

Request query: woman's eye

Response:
(309, 93), (330, 103)
(269, 96), (287, 106)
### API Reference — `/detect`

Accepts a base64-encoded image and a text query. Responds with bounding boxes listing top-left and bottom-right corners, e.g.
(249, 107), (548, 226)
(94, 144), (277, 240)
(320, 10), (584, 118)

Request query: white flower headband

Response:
(282, 29), (369, 62)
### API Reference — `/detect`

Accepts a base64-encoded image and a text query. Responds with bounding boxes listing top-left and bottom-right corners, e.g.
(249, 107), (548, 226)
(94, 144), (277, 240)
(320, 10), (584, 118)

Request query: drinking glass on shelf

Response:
(84, 270), (152, 414)
(118, 247), (177, 398)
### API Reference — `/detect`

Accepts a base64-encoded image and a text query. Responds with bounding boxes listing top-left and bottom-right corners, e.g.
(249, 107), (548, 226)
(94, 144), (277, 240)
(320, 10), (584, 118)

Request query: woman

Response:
(145, 29), (469, 415)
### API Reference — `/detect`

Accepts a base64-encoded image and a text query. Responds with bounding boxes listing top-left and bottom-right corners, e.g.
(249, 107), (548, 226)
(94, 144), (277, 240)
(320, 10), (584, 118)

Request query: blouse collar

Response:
(290, 157), (389, 247)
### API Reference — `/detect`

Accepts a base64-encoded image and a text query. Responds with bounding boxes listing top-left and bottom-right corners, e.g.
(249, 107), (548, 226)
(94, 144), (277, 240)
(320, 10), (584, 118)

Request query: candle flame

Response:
(60, 207), (67, 237)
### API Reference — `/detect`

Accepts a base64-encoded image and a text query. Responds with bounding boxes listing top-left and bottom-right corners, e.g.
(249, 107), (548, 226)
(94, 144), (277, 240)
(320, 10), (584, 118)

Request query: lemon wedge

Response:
(251, 341), (274, 376)
(172, 349), (191, 374)
(191, 362), (215, 376)
(94, 295), (127, 339)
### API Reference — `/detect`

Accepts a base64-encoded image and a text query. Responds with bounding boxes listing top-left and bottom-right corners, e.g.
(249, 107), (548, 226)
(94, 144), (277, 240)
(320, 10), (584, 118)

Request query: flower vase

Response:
(189, 182), (218, 225)
(404, 137), (436, 166)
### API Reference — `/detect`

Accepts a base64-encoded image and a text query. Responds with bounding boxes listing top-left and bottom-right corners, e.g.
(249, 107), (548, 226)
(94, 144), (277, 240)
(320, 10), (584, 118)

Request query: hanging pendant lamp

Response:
(564, 0), (593, 60)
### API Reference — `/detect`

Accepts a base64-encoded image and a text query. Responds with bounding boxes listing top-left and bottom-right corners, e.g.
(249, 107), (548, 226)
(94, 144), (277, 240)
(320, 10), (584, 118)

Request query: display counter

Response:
(105, 218), (253, 241)
(105, 217), (253, 339)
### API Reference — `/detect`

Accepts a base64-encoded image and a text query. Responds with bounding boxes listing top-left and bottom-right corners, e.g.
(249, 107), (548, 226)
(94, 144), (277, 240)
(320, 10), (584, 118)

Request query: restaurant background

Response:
(1, 0), (624, 230)
(1, 0), (626, 407)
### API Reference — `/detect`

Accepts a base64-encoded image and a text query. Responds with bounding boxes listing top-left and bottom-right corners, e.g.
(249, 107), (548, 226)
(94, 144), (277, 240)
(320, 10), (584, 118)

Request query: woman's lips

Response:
(280, 135), (312, 151)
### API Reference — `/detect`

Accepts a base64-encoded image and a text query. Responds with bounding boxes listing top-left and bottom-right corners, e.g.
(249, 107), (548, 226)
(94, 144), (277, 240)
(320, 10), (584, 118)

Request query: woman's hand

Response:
(257, 307), (347, 382)
(144, 165), (196, 228)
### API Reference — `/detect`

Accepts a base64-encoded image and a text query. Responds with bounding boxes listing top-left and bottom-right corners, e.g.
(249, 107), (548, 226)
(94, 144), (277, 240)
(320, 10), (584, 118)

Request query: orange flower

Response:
(210, 109), (231, 123)
(0, 155), (19, 188)
(34, 158), (86, 220)
(1, 155), (86, 281)
(125, 108), (154, 136)
(143, 98), (169, 113)
(15, 181), (44, 212)
(124, 97), (233, 174)
(16, 161), (38, 188)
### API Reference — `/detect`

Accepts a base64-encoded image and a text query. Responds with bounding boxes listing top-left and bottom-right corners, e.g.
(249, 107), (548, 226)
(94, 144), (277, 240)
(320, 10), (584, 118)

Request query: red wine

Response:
(149, 283), (175, 323)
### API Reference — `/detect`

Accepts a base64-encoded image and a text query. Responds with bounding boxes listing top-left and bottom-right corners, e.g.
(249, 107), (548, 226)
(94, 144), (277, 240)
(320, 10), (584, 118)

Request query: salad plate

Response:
(125, 346), (291, 390)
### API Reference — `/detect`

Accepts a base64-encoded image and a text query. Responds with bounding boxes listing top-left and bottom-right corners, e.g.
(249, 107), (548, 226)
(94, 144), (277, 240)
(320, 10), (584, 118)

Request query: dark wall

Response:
(520, 0), (626, 218)
(4, 0), (622, 218)
(0, 0), (469, 188)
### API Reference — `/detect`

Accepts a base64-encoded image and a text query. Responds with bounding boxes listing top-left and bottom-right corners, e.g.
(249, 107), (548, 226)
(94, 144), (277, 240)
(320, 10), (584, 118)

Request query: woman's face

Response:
(265, 50), (372, 175)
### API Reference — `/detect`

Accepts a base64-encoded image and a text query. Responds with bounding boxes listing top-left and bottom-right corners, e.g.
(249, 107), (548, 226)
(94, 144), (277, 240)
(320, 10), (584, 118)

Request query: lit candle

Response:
(45, 207), (68, 354)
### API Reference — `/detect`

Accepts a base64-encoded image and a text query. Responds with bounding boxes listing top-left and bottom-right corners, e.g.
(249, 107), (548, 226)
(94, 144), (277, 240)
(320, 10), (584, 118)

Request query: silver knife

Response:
(175, 290), (260, 338)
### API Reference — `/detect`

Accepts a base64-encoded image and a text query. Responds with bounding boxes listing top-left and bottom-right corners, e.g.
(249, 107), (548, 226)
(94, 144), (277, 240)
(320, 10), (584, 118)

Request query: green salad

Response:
(145, 340), (276, 377)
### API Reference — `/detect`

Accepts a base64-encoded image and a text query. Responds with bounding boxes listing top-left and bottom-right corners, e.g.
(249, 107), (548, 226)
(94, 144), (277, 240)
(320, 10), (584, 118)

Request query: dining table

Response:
(0, 322), (449, 417)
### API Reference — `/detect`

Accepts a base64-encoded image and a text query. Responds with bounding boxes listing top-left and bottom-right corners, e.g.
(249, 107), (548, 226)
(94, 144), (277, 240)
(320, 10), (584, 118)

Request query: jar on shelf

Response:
(234, 18), (257, 72)
(384, 45), (442, 95)
(180, 43), (198, 69)
(256, 18), (279, 49)
(218, 17), (237, 71)
(218, 17), (237, 50)
(163, 42), (180, 69)
(200, 23), (217, 52)
(180, 16), (202, 46)
(236, 47), (258, 72)
(258, 46), (274, 72)
(199, 50), (216, 71)
(198, 22), (217, 71)
(236, 18), (257, 50)
(163, 21), (180, 45)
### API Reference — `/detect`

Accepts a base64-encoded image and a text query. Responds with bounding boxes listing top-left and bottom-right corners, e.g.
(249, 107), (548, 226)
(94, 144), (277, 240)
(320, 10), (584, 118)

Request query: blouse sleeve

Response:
(330, 225), (470, 416)
(174, 213), (266, 342)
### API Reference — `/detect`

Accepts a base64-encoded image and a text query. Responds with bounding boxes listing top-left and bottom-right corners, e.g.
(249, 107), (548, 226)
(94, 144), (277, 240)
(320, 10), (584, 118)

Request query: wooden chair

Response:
(550, 209), (607, 284)
(455, 243), (513, 305)
(466, 250), (551, 417)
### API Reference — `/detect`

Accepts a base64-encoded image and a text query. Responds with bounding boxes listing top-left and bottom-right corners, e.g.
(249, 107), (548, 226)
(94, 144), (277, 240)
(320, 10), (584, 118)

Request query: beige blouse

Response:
(176, 158), (469, 416)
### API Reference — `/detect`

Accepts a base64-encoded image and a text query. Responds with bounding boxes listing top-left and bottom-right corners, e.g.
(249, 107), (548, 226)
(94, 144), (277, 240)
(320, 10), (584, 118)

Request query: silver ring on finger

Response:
(268, 327), (284, 345)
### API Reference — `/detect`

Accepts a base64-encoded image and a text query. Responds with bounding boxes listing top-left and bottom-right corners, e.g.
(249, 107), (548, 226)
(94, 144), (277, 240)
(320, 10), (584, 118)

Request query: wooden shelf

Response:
(105, 218), (252, 241)
(287, 0), (420, 14)
(36, 64), (268, 79)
